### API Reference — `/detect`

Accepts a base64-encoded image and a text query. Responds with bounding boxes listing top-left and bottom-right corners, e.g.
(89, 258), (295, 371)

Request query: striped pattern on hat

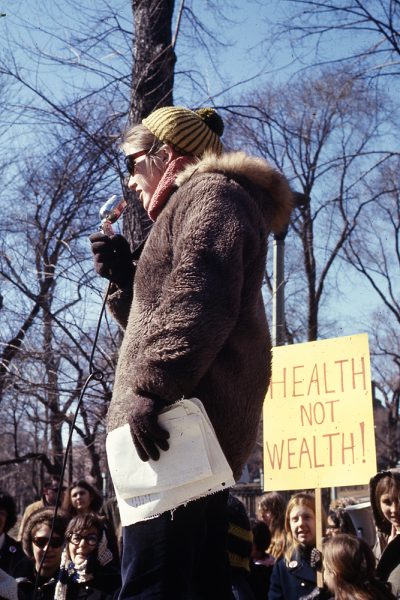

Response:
(142, 106), (223, 157)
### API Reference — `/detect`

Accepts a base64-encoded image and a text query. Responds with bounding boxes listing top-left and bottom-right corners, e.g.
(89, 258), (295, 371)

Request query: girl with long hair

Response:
(322, 533), (395, 600)
(268, 491), (326, 600)
(258, 492), (286, 560)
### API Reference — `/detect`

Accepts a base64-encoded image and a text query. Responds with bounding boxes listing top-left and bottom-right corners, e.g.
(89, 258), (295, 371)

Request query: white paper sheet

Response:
(106, 398), (235, 525)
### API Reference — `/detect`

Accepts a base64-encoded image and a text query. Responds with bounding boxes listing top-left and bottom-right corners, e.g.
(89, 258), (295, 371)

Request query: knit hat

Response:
(21, 507), (69, 558)
(142, 106), (224, 157)
(227, 494), (253, 573)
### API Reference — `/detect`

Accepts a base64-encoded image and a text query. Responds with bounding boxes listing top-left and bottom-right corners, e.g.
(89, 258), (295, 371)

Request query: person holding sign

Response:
(268, 492), (327, 600)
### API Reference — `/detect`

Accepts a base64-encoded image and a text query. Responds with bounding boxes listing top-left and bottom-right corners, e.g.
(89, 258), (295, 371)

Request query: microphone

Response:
(99, 195), (127, 236)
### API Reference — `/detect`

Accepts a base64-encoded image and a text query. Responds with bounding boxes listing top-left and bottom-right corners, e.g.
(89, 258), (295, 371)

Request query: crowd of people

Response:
(1, 469), (400, 599)
(0, 480), (121, 600)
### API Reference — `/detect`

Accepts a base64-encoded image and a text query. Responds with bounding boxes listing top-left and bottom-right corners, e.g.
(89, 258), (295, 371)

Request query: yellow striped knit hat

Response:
(142, 106), (224, 157)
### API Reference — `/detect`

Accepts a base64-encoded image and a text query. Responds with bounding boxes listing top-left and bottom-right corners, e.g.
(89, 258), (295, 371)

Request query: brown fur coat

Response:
(106, 151), (293, 480)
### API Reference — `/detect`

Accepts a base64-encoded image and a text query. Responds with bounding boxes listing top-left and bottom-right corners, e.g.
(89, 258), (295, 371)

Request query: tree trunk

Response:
(123, 0), (176, 248)
(130, 0), (176, 123)
(43, 300), (64, 474)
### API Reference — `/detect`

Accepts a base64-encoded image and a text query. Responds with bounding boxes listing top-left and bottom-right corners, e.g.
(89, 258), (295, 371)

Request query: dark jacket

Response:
(0, 534), (25, 576)
(13, 557), (58, 600)
(375, 535), (400, 597)
(249, 559), (273, 600)
(56, 551), (121, 600)
(106, 151), (293, 480)
(370, 470), (400, 597)
(61, 565), (121, 600)
(268, 548), (317, 600)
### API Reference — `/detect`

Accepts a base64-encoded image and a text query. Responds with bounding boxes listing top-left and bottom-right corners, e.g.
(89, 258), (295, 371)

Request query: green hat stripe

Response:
(185, 126), (214, 154)
(142, 106), (223, 156)
(172, 121), (207, 148)
(151, 114), (199, 145)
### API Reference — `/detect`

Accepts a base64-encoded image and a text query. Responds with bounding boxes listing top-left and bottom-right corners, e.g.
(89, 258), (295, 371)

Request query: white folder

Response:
(106, 398), (235, 526)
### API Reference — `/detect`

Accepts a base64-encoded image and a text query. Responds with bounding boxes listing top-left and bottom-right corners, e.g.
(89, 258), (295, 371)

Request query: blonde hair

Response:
(121, 124), (164, 155)
(121, 124), (167, 179)
(283, 491), (325, 561)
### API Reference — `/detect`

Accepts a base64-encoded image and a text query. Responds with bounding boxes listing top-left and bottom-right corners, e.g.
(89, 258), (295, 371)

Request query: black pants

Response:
(119, 489), (234, 600)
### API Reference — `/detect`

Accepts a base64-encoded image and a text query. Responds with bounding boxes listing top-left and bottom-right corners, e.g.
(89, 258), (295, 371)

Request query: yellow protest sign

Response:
(263, 334), (376, 490)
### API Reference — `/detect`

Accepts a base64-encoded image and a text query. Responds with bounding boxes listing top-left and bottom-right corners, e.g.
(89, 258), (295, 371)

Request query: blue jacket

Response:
(268, 548), (317, 600)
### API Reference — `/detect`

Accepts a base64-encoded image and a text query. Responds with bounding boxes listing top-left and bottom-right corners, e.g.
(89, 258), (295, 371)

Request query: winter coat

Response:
(375, 535), (400, 597)
(268, 548), (317, 600)
(61, 564), (121, 600)
(0, 535), (25, 576)
(106, 151), (293, 480)
(13, 558), (58, 600)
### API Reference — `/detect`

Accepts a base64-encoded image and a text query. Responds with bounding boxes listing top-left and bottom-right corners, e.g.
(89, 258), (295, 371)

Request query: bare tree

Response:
(345, 158), (400, 464)
(227, 67), (395, 341)
(274, 0), (400, 79)
(0, 120), (119, 488)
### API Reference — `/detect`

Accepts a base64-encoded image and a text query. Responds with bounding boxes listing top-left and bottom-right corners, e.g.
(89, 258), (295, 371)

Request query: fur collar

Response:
(175, 151), (294, 234)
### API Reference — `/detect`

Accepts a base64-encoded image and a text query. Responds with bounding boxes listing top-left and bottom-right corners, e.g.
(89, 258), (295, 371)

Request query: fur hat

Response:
(369, 469), (400, 535)
(21, 507), (69, 558)
(142, 106), (224, 157)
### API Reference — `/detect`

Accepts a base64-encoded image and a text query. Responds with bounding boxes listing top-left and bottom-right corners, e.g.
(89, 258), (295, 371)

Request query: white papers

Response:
(106, 398), (235, 526)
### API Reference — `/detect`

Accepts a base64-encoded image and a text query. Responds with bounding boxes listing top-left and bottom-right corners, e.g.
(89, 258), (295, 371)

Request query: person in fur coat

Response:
(90, 105), (293, 599)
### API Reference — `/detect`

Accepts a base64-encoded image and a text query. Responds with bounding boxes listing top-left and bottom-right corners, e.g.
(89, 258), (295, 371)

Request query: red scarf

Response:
(147, 156), (195, 221)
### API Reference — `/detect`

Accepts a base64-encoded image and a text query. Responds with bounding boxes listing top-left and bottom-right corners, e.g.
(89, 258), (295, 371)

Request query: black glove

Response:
(89, 232), (134, 287)
(128, 395), (170, 461)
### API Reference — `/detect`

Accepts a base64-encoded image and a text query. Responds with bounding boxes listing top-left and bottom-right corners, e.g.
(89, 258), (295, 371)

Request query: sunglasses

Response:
(125, 151), (148, 176)
(68, 533), (99, 547)
(32, 536), (64, 549)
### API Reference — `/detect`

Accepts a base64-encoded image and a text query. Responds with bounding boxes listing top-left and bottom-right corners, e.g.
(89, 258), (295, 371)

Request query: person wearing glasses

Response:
(61, 480), (119, 566)
(13, 507), (69, 600)
(325, 507), (357, 538)
(89, 105), (293, 598)
(54, 513), (120, 600)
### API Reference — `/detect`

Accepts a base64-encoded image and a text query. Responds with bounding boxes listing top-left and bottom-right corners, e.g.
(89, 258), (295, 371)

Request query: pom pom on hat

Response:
(142, 106), (224, 157)
(195, 107), (224, 137)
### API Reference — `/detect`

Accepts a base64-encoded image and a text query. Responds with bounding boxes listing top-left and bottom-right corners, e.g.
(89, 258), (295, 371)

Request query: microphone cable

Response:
(32, 280), (112, 600)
